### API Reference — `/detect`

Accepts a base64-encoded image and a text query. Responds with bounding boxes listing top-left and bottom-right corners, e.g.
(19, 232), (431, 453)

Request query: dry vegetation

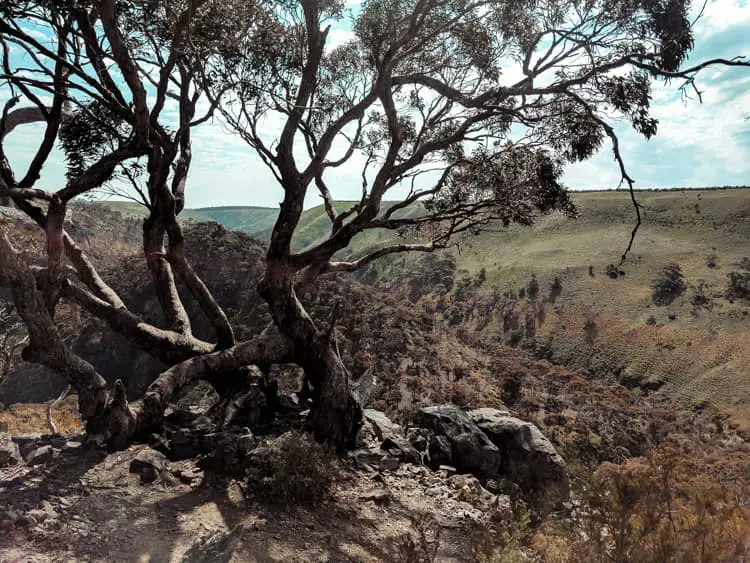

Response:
(1, 192), (749, 561)
(359, 189), (750, 432)
(0, 396), (82, 436)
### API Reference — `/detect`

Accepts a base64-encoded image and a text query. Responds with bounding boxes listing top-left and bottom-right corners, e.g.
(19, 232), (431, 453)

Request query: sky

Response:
(2, 0), (749, 209)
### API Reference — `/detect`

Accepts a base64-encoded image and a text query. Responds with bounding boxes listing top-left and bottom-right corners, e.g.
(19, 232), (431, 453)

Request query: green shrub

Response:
(245, 431), (334, 507)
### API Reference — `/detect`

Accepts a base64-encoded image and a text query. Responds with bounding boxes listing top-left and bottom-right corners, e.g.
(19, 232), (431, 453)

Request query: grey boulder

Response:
(415, 404), (502, 476)
(468, 408), (570, 509)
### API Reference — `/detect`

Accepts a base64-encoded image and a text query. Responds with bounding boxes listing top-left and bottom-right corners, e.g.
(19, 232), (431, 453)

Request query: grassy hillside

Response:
(79, 190), (750, 430)
(91, 199), (423, 251)
(263, 200), (426, 253)
(363, 188), (750, 431)
(88, 201), (278, 238)
(193, 206), (278, 235)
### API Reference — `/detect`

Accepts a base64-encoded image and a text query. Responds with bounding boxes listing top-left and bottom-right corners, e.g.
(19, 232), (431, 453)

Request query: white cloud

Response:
(326, 28), (355, 50)
(694, 0), (750, 36)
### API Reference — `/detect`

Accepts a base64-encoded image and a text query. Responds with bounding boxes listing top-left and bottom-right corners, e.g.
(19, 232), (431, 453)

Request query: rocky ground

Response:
(0, 405), (562, 562)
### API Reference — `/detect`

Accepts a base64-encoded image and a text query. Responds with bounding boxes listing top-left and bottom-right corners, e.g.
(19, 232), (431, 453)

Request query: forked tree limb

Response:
(0, 233), (109, 421)
(164, 216), (236, 348)
(62, 279), (215, 363)
(143, 210), (193, 336)
(104, 327), (294, 444)
(167, 242), (236, 349)
(63, 232), (127, 309)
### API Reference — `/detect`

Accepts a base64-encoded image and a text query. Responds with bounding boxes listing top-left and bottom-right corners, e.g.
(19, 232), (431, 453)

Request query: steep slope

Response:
(3, 190), (750, 431)
(359, 188), (750, 431)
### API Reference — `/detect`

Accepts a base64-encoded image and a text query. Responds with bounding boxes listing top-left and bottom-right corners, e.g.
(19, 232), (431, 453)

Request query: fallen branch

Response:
(46, 384), (71, 435)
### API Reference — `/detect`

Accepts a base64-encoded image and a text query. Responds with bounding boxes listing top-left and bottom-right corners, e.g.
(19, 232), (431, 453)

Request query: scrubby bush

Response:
(583, 314), (598, 343)
(548, 277), (563, 303)
(475, 268), (487, 287)
(691, 282), (712, 313)
(567, 448), (750, 563)
(391, 514), (441, 563)
(473, 510), (532, 563)
(706, 253), (718, 269)
(245, 431), (334, 506)
(727, 271), (750, 301)
(527, 275), (539, 301)
(646, 315), (657, 326)
(500, 448), (750, 563)
(651, 264), (686, 305)
(605, 264), (622, 279)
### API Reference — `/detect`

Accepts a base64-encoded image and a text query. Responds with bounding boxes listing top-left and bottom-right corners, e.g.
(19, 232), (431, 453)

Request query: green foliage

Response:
(58, 100), (136, 182)
(245, 431), (334, 507)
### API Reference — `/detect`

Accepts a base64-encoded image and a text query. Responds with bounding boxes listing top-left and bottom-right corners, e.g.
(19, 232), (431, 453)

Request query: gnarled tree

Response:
(0, 0), (748, 450)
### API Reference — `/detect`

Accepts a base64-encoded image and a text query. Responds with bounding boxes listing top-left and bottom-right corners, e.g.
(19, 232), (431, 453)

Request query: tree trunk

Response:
(302, 344), (363, 450)
(258, 264), (362, 450)
(0, 234), (109, 422)
(143, 212), (192, 335)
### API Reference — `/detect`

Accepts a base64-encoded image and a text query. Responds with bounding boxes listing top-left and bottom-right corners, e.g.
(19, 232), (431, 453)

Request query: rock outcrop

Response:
(414, 405), (503, 476)
(353, 404), (570, 512)
(468, 408), (570, 510)
(0, 433), (21, 467)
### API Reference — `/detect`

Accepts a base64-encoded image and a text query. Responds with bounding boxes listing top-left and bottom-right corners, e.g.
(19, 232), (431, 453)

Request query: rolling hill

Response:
(88, 189), (750, 430)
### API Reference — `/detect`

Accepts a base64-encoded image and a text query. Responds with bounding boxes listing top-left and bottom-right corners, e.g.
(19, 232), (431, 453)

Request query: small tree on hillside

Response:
(0, 0), (749, 449)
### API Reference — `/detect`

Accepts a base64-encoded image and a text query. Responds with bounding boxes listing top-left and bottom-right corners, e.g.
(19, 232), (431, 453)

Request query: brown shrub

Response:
(390, 514), (441, 563)
(536, 446), (750, 562)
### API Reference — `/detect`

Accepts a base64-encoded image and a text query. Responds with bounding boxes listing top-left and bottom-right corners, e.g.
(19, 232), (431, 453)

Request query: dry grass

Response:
(400, 189), (750, 433)
(0, 396), (82, 435)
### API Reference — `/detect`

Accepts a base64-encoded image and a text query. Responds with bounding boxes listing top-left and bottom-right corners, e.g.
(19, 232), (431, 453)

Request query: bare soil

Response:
(0, 442), (490, 562)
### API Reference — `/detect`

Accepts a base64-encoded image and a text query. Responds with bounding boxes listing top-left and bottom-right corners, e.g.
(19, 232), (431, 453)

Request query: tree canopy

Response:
(0, 0), (748, 448)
